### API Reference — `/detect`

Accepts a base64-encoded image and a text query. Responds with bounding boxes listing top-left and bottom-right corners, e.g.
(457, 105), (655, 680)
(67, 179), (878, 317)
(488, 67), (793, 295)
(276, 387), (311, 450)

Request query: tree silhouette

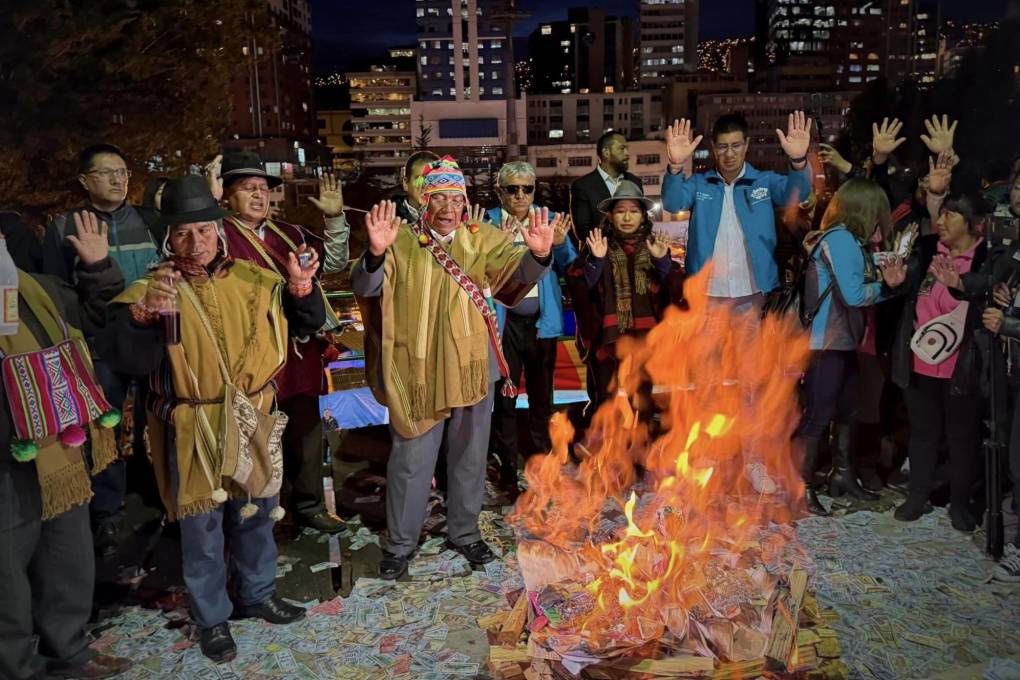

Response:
(0, 0), (278, 215)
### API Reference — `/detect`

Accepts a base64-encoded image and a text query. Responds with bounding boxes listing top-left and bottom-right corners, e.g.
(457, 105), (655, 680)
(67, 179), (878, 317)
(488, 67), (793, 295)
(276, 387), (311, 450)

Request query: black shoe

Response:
(949, 505), (977, 532)
(233, 595), (305, 624)
(894, 496), (932, 522)
(199, 623), (237, 663)
(379, 551), (409, 580)
(93, 522), (119, 560)
(445, 539), (496, 566)
(299, 511), (345, 534)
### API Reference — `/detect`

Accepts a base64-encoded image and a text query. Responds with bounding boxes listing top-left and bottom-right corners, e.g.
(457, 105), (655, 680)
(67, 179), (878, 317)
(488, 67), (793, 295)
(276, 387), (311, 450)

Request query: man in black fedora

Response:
(103, 174), (325, 663)
(205, 151), (349, 533)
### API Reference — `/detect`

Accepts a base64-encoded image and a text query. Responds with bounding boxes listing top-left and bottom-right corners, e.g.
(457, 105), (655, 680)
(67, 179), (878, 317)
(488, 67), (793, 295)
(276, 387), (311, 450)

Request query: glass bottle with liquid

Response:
(160, 294), (181, 345)
(0, 235), (19, 336)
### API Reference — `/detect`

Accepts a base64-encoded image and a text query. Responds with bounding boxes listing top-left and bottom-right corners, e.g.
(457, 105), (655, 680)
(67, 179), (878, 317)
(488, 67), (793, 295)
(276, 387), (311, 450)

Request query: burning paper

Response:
(509, 269), (812, 664)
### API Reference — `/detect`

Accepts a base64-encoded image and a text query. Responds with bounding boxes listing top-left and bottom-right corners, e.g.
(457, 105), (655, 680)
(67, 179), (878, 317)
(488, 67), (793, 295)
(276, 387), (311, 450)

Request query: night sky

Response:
(310, 0), (1010, 74)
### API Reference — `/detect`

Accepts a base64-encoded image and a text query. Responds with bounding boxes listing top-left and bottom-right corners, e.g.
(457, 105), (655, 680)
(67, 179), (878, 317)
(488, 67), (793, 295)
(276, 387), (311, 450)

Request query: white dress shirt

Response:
(597, 165), (622, 196)
(708, 167), (756, 298)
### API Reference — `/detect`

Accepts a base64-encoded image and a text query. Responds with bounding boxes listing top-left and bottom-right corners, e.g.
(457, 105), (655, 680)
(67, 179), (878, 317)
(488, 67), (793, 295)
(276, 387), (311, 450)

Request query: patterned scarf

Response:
(607, 228), (652, 332)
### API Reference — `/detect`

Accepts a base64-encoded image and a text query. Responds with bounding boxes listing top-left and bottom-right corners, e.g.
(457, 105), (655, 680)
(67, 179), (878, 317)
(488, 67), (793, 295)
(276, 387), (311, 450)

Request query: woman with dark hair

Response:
(569, 180), (683, 411)
(796, 178), (906, 515)
(890, 193), (990, 528)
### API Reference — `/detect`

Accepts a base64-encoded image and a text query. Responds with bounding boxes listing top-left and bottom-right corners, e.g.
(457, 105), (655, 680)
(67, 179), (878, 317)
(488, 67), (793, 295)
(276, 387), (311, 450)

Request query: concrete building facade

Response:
(640, 0), (700, 87)
(416, 0), (509, 102)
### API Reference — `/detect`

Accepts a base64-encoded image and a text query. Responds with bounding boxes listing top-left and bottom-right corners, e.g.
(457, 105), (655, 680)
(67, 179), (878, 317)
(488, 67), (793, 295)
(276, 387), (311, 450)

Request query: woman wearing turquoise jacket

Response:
(796, 178), (906, 515)
(487, 161), (577, 494)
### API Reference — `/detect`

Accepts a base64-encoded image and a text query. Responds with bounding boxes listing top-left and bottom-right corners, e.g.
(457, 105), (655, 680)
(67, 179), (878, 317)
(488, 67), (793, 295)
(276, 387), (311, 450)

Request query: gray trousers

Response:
(0, 502), (96, 680)
(384, 387), (494, 557)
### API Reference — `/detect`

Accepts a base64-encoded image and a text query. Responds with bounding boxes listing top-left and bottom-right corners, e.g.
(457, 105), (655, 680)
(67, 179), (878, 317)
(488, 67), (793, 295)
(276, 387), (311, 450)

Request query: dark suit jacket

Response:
(569, 168), (643, 245)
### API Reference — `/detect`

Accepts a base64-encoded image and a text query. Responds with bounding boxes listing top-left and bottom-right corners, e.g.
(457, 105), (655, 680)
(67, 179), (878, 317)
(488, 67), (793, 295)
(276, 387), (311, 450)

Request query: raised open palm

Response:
(921, 115), (957, 156)
(646, 230), (670, 259)
(586, 228), (608, 258)
(776, 110), (812, 160)
(308, 173), (344, 217)
(522, 206), (554, 257)
(665, 118), (703, 166)
(365, 200), (405, 256)
(872, 118), (906, 163)
(68, 211), (110, 266)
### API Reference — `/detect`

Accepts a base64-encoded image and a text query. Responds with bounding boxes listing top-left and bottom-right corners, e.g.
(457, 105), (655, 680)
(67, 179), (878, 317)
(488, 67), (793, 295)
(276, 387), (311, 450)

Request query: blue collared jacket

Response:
(661, 161), (812, 293)
(486, 207), (577, 339)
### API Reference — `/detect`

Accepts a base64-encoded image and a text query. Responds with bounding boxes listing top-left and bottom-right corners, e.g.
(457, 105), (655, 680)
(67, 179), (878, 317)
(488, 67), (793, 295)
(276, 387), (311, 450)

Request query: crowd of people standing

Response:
(1, 104), (1019, 677)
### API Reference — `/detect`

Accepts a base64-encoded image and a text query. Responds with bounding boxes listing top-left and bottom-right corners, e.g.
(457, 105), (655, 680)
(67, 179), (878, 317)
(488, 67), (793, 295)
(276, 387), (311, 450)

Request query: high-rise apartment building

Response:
(416, 0), (509, 101)
(754, 0), (914, 91)
(911, 2), (941, 85)
(640, 0), (700, 87)
(228, 0), (319, 164)
(528, 8), (635, 95)
(348, 68), (416, 172)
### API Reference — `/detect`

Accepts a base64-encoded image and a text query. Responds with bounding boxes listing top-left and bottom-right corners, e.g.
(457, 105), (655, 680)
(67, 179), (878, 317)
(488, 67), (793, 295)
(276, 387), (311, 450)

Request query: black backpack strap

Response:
(801, 233), (836, 324)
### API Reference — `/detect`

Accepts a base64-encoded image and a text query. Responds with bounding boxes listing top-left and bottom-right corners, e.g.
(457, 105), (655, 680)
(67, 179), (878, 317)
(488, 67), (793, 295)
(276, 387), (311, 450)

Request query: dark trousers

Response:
(385, 388), (494, 557)
(798, 350), (860, 439)
(280, 394), (326, 520)
(179, 497), (279, 628)
(904, 373), (983, 506)
(90, 360), (127, 527)
(167, 432), (278, 629)
(1009, 386), (1020, 542)
(492, 313), (557, 463)
(0, 503), (95, 680)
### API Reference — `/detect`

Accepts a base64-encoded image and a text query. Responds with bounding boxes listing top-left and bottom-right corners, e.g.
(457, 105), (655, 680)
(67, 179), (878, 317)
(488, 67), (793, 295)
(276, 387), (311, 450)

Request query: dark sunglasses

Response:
(501, 184), (535, 196)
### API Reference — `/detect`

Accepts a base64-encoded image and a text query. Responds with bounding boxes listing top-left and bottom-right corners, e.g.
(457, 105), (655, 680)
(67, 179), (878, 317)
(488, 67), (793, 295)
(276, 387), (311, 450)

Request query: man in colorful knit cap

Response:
(2, 212), (132, 679)
(206, 151), (349, 533)
(352, 156), (563, 579)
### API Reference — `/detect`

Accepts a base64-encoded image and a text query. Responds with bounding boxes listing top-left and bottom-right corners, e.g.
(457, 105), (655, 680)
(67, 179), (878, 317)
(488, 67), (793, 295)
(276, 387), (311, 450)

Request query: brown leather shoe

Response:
(54, 654), (132, 679)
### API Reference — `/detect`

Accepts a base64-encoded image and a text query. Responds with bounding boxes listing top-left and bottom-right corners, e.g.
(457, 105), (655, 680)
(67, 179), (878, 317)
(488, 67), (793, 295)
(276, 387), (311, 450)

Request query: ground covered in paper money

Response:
(87, 488), (1020, 680)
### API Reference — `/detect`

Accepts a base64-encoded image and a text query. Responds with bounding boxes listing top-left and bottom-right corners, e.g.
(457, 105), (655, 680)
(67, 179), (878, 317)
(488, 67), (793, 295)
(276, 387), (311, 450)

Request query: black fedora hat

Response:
(220, 150), (283, 189)
(158, 175), (233, 227)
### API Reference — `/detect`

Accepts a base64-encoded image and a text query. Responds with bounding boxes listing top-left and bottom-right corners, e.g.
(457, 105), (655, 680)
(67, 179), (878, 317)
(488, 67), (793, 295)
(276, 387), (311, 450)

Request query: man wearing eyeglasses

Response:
(662, 113), (812, 303)
(41, 143), (164, 560)
(661, 112), (813, 494)
(486, 161), (577, 497)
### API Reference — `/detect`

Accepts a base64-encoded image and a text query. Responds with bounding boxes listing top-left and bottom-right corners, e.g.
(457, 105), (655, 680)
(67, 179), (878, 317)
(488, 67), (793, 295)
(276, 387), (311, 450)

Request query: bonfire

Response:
(492, 271), (847, 679)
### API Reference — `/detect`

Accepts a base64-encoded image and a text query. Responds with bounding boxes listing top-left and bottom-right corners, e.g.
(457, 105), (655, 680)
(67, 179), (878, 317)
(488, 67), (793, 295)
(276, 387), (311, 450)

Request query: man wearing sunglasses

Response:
(486, 162), (577, 497)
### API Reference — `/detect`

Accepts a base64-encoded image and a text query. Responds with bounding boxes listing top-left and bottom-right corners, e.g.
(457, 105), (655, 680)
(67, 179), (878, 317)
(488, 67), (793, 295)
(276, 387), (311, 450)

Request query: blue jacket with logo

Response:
(486, 207), (577, 339)
(661, 161), (812, 293)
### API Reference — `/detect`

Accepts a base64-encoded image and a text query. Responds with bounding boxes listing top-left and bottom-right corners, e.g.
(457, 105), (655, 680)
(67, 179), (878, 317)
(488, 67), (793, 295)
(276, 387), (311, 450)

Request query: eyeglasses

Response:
(430, 194), (466, 206)
(501, 184), (535, 196)
(714, 142), (745, 155)
(88, 168), (131, 181)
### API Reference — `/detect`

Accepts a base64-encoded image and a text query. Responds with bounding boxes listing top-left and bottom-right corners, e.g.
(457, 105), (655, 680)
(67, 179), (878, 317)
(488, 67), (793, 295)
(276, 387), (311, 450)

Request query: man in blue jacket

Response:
(487, 161), (577, 495)
(661, 112), (813, 494)
(661, 112), (812, 303)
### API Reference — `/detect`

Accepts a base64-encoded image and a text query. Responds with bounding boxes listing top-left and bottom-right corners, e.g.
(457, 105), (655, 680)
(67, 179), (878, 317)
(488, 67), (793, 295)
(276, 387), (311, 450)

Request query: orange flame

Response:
(510, 267), (811, 656)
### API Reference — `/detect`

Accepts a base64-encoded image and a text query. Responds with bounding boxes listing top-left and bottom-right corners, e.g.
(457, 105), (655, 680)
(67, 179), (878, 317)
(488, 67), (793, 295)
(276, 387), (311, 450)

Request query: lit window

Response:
(549, 129), (563, 138)
(541, 25), (552, 35)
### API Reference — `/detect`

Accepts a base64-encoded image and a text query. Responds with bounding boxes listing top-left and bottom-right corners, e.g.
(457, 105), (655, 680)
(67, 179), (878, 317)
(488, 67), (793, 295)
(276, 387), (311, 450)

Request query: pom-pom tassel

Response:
(211, 488), (229, 504)
(500, 379), (518, 399)
(59, 425), (87, 448)
(239, 500), (259, 522)
(11, 439), (39, 462)
(98, 408), (122, 428)
(269, 506), (286, 522)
